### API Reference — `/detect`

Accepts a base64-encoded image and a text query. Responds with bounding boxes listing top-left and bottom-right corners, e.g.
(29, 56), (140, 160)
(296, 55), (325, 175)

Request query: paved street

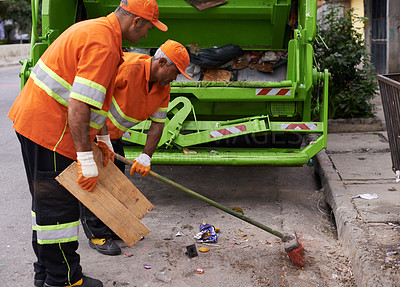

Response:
(0, 65), (356, 286)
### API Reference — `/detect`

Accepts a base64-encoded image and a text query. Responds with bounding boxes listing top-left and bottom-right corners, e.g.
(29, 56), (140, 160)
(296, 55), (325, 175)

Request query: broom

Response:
(114, 153), (306, 267)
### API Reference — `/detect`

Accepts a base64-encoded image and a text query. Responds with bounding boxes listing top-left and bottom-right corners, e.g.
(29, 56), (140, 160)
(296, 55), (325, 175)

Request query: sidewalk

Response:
(315, 94), (400, 286)
(0, 44), (30, 67)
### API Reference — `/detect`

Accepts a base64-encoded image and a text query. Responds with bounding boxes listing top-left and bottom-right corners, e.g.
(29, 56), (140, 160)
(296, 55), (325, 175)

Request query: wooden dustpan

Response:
(56, 143), (153, 246)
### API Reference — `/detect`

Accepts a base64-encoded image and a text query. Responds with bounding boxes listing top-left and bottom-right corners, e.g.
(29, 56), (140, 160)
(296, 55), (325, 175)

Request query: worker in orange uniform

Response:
(80, 40), (191, 255)
(7, 0), (167, 286)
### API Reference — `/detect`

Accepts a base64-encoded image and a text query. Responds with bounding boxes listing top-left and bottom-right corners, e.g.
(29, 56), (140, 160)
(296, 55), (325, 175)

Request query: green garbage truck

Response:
(21, 0), (329, 166)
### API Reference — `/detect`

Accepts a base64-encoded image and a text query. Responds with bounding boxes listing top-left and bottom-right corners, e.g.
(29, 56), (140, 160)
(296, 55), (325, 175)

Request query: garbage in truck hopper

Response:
(125, 44), (289, 82)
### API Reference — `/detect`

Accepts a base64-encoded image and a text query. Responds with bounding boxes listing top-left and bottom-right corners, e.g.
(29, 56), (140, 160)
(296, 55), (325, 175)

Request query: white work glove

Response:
(130, 153), (151, 177)
(76, 151), (98, 192)
(96, 134), (114, 152)
(96, 134), (114, 165)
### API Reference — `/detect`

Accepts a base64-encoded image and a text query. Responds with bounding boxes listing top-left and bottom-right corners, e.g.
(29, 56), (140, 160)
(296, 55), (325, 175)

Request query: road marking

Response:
(0, 83), (19, 90)
(0, 65), (20, 72)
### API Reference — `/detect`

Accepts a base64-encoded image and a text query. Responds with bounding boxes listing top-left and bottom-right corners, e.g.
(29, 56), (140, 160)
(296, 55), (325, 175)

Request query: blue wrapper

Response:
(197, 223), (219, 243)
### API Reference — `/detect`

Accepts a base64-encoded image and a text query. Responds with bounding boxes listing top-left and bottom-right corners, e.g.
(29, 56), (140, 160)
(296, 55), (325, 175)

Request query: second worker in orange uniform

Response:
(80, 40), (192, 256)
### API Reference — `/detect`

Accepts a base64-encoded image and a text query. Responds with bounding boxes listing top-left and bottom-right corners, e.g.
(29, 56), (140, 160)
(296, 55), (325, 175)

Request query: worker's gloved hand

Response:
(76, 151), (98, 192)
(130, 153), (151, 177)
(96, 134), (114, 166)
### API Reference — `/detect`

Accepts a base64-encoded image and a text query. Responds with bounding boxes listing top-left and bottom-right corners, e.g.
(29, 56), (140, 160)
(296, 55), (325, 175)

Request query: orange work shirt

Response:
(8, 13), (123, 160)
(107, 52), (170, 140)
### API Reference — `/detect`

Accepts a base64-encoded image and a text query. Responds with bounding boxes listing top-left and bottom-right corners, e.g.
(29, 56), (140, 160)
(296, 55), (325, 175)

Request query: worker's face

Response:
(156, 58), (180, 86)
(127, 17), (154, 44)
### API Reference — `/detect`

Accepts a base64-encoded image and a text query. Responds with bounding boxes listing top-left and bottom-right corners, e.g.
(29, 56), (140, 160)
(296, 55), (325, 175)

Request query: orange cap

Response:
(120, 0), (168, 32)
(160, 40), (191, 80)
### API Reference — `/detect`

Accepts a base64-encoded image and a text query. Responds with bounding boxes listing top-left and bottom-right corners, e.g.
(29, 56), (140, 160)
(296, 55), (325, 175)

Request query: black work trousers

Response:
(16, 132), (83, 286)
(80, 138), (126, 239)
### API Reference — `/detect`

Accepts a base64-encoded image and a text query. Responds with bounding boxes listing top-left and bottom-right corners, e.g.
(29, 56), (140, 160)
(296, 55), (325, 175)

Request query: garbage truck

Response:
(20, 0), (329, 166)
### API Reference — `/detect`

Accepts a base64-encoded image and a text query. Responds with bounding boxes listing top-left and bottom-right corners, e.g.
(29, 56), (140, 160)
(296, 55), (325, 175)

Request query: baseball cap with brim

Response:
(120, 0), (168, 32)
(160, 40), (191, 80)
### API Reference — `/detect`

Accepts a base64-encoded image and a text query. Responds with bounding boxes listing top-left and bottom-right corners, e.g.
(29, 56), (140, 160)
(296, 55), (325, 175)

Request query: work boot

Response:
(89, 238), (121, 255)
(44, 276), (103, 287)
(34, 279), (45, 287)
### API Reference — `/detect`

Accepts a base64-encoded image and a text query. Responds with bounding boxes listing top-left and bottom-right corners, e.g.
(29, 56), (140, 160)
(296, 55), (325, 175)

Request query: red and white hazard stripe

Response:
(256, 88), (291, 96)
(210, 124), (247, 138)
(281, 123), (318, 130)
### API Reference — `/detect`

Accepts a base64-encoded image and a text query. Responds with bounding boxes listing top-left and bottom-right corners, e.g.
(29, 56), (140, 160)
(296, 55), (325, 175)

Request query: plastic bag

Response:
(190, 45), (244, 69)
(194, 223), (220, 243)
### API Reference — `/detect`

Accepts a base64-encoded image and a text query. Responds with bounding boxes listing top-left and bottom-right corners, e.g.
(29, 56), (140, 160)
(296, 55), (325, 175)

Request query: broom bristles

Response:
(286, 239), (305, 267)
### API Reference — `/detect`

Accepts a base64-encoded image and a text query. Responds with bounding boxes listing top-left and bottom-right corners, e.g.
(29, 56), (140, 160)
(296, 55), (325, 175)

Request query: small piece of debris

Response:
(196, 268), (204, 274)
(199, 247), (210, 253)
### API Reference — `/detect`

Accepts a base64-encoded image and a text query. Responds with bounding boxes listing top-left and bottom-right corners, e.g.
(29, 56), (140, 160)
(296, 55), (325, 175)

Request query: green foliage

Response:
(0, 0), (31, 42)
(315, 5), (378, 119)
(0, 1), (10, 22)
(7, 0), (31, 31)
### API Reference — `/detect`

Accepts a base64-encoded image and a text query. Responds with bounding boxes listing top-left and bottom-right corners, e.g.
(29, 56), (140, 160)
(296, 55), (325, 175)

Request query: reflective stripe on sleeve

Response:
(90, 108), (108, 130)
(31, 59), (71, 107)
(108, 97), (140, 132)
(36, 220), (79, 245)
(149, 107), (167, 123)
(70, 76), (106, 109)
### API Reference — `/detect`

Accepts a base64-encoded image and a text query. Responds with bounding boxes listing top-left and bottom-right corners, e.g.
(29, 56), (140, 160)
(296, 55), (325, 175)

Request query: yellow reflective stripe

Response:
(150, 116), (166, 123)
(36, 221), (79, 244)
(108, 97), (141, 131)
(37, 59), (72, 91)
(53, 113), (68, 159)
(92, 108), (108, 117)
(108, 112), (129, 132)
(70, 76), (106, 109)
(75, 76), (106, 95)
(32, 210), (38, 231)
(30, 59), (72, 107)
(30, 71), (69, 107)
(59, 244), (73, 285)
(37, 236), (79, 245)
(36, 221), (79, 231)
(70, 92), (102, 109)
(150, 107), (167, 122)
(90, 121), (103, 130)
(112, 97), (140, 123)
(89, 108), (108, 129)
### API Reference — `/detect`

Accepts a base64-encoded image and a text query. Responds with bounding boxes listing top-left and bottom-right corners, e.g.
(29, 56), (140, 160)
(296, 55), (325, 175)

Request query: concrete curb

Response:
(315, 150), (395, 287)
(0, 44), (30, 67)
(328, 117), (383, 133)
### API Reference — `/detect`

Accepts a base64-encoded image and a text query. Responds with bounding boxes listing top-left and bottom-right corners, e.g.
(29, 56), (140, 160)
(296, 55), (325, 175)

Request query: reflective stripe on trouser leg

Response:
(31, 211), (46, 281)
(33, 210), (79, 244)
(16, 133), (83, 286)
(36, 221), (79, 244)
(34, 171), (82, 286)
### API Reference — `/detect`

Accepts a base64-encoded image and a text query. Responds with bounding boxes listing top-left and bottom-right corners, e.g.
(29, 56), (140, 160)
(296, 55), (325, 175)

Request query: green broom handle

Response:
(114, 153), (284, 239)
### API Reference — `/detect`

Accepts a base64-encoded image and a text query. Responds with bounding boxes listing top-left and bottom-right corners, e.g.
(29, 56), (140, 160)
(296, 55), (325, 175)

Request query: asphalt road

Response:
(0, 65), (356, 287)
